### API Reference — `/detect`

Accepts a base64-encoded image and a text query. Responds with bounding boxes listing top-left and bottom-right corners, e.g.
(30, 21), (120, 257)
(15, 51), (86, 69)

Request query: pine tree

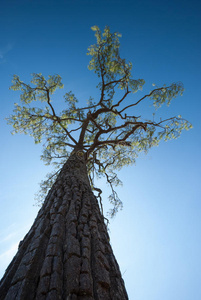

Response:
(0, 26), (192, 299)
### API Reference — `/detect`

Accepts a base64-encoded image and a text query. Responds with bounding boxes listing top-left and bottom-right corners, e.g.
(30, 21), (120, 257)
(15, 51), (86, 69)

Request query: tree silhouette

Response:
(0, 26), (192, 299)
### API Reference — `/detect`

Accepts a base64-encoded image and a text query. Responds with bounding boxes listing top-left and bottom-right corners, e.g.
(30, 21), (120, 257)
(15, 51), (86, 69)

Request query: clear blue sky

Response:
(0, 0), (201, 299)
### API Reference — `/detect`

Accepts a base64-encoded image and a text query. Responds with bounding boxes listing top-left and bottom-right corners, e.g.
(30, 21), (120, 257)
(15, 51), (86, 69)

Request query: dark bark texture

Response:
(0, 153), (128, 299)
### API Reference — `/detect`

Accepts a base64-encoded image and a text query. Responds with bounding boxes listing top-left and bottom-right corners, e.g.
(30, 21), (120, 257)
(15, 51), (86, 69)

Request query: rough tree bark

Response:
(0, 152), (128, 300)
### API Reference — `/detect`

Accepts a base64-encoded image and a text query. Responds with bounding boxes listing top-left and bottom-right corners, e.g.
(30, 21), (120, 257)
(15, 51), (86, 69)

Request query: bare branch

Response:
(111, 87), (131, 109)
(119, 86), (171, 114)
(46, 89), (57, 117)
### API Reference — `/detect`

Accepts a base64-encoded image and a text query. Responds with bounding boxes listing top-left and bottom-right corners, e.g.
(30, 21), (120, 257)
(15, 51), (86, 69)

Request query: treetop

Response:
(7, 26), (192, 217)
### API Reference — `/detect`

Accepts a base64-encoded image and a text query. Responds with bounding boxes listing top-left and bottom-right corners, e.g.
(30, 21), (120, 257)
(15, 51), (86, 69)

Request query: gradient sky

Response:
(0, 0), (201, 299)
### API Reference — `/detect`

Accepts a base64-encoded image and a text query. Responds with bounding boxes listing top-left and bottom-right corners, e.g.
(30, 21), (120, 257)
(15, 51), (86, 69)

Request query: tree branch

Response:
(119, 86), (171, 114)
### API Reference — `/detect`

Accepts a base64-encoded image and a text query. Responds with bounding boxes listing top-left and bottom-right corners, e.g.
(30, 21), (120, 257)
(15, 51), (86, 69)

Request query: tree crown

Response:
(7, 26), (192, 217)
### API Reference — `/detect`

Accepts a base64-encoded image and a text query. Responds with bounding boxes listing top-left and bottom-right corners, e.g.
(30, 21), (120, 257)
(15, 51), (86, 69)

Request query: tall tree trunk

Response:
(0, 152), (128, 300)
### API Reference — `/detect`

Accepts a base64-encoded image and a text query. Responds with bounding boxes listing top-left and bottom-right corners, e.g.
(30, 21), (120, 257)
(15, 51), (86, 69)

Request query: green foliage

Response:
(7, 26), (192, 217)
(10, 73), (64, 104)
(87, 26), (145, 105)
(150, 82), (184, 108)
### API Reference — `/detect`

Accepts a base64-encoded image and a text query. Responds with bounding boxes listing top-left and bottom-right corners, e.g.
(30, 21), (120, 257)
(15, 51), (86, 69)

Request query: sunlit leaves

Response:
(150, 82), (184, 108)
(47, 74), (64, 93)
(31, 73), (46, 89)
(7, 73), (76, 167)
(10, 73), (64, 104)
(87, 26), (147, 113)
(88, 26), (130, 87)
(129, 78), (145, 93)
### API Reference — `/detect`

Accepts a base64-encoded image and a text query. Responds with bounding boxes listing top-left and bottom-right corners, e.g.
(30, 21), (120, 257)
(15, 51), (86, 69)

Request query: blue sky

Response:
(0, 0), (201, 299)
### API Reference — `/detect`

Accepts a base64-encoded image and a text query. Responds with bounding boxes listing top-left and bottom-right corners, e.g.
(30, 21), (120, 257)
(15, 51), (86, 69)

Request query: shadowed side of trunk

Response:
(0, 153), (128, 300)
